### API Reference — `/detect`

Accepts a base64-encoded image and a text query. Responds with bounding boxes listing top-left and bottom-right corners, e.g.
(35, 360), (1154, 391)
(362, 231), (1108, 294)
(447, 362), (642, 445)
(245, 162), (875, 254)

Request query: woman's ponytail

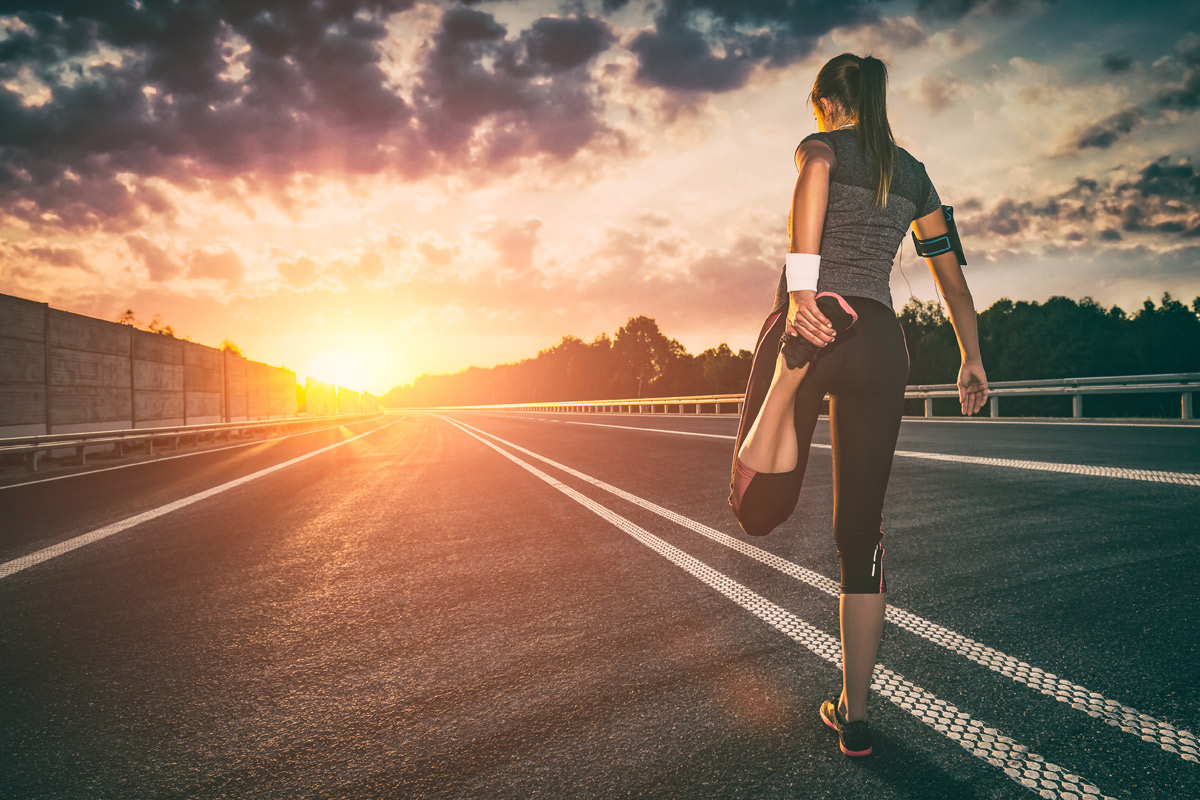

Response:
(856, 56), (895, 209)
(811, 53), (896, 208)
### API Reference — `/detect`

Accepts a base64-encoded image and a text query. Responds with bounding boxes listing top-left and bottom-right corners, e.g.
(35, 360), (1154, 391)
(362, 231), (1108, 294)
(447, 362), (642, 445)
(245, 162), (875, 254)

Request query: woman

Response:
(727, 53), (989, 757)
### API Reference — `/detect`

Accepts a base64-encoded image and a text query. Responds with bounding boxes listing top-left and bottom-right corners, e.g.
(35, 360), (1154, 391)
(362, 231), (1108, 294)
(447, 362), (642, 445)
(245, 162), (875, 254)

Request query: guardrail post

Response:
(1184, 392), (1194, 420)
(1072, 394), (1083, 419)
(990, 396), (999, 418)
(924, 398), (933, 418)
(695, 403), (701, 414)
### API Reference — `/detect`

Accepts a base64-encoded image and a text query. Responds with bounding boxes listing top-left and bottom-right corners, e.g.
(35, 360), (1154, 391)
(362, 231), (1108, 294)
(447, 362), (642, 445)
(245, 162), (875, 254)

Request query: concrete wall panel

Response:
(184, 341), (221, 393)
(132, 331), (183, 364)
(50, 387), (131, 427)
(0, 294), (45, 341)
(224, 354), (247, 421)
(306, 379), (334, 416)
(0, 383), (45, 429)
(186, 392), (221, 423)
(336, 387), (361, 414)
(49, 310), (130, 356)
(135, 389), (185, 426)
(134, 359), (184, 391)
(246, 360), (270, 419)
(0, 339), (45, 383)
(49, 348), (131, 389)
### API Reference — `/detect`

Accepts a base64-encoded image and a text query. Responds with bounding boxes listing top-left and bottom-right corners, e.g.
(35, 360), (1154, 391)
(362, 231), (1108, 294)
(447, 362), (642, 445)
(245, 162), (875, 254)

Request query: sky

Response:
(1, 0), (1198, 395)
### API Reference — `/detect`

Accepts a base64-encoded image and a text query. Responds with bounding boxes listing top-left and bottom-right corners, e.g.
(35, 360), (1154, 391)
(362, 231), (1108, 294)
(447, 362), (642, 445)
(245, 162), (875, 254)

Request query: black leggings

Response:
(729, 294), (909, 594)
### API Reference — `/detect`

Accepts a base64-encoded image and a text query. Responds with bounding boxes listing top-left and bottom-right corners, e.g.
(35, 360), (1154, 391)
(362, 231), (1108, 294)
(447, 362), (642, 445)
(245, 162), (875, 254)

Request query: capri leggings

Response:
(728, 293), (909, 594)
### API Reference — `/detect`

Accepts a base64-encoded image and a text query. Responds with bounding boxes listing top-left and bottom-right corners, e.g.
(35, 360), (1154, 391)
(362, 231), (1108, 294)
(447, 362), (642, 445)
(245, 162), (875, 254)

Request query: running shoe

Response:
(820, 697), (873, 757)
(779, 291), (858, 370)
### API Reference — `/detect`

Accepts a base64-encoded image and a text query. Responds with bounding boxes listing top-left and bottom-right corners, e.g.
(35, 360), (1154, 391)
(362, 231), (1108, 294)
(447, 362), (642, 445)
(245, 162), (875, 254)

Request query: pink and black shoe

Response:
(821, 697), (874, 757)
(779, 291), (858, 371)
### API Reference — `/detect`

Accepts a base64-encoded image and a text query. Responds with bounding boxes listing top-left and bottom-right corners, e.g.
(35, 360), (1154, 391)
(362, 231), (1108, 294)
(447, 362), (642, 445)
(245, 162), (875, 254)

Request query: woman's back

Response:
(787, 129), (942, 313)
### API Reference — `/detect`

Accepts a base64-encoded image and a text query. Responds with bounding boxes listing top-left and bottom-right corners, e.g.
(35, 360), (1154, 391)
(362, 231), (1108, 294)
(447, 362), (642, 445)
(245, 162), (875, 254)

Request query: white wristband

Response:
(786, 252), (820, 292)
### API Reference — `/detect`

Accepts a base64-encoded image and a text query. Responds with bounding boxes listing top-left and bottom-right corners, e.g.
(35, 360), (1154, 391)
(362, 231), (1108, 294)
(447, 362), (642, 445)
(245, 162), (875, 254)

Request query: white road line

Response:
(0, 417), (393, 492)
(458, 410), (1200, 430)
(495, 418), (1200, 487)
(446, 415), (1200, 764)
(0, 420), (399, 581)
(440, 415), (1117, 800)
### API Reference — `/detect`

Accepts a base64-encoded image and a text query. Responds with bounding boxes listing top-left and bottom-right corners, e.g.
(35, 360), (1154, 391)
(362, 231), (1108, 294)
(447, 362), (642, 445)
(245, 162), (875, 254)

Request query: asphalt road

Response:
(0, 411), (1197, 800)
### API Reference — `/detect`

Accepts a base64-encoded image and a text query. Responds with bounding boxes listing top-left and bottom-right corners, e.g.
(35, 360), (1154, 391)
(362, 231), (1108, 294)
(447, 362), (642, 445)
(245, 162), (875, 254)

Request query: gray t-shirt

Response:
(775, 128), (942, 312)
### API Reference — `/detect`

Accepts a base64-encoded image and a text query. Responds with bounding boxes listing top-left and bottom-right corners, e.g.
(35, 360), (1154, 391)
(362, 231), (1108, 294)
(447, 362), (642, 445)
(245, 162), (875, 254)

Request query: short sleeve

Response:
(915, 161), (942, 219)
(796, 131), (836, 174)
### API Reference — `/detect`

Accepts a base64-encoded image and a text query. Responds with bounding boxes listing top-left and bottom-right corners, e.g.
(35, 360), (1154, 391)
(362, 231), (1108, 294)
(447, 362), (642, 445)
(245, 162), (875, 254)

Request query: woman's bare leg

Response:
(736, 348), (812, 473)
(838, 592), (886, 722)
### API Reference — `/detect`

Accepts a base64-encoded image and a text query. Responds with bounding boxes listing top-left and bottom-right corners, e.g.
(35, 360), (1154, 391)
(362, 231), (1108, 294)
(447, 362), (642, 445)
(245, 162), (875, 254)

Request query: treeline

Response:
(385, 293), (1200, 417)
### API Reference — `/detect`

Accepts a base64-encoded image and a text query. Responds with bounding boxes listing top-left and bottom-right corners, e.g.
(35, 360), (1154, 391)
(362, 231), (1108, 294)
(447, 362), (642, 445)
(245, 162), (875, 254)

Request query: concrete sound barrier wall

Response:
(0, 292), (317, 437)
(306, 378), (335, 417)
(336, 387), (361, 414)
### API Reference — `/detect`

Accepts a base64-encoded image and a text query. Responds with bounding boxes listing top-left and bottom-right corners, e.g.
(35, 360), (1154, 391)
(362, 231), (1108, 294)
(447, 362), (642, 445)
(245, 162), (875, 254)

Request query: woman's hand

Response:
(958, 359), (989, 416)
(787, 290), (837, 346)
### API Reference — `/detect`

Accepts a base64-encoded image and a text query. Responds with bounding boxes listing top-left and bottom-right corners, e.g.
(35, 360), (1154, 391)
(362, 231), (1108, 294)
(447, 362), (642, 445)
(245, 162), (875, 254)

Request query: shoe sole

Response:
(821, 703), (873, 757)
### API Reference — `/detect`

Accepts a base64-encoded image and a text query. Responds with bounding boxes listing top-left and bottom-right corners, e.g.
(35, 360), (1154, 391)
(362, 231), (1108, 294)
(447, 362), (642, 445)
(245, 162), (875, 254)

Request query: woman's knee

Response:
(835, 514), (887, 593)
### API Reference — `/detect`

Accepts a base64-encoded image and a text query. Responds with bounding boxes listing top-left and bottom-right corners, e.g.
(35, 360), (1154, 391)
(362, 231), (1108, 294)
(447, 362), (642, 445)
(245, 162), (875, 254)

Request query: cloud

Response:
(125, 235), (183, 282)
(914, 0), (1051, 21)
(189, 247), (245, 285)
(625, 0), (881, 94)
(1071, 106), (1144, 150)
(959, 156), (1200, 244)
(0, 3), (628, 233)
(1100, 52), (1133, 73)
(278, 256), (319, 287)
(913, 73), (967, 114)
(412, 7), (620, 170)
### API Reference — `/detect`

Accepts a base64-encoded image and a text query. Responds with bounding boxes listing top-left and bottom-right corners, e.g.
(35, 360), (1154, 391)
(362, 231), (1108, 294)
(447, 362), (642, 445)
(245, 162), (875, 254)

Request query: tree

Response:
(613, 315), (674, 398)
(221, 339), (244, 357)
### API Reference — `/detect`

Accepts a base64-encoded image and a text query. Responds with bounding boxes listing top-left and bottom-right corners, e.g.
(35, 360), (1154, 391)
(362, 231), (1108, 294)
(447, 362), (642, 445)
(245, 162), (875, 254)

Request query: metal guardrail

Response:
(414, 372), (1200, 420)
(0, 413), (382, 472)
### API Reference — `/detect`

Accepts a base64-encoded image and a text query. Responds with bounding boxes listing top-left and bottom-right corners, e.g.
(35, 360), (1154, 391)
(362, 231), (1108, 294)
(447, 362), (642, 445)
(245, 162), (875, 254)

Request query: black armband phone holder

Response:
(911, 205), (967, 266)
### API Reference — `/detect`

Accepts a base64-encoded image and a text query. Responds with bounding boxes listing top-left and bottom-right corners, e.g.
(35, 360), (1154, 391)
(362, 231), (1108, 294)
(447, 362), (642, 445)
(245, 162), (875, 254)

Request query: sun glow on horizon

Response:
(305, 349), (368, 393)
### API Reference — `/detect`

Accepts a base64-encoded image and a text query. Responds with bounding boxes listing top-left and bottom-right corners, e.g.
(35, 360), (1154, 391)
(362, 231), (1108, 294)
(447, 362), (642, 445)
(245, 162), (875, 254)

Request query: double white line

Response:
(440, 414), (1193, 799)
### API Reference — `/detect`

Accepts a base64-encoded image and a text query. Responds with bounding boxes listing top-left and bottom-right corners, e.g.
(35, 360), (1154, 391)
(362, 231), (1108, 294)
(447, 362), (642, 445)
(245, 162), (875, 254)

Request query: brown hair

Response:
(811, 53), (896, 208)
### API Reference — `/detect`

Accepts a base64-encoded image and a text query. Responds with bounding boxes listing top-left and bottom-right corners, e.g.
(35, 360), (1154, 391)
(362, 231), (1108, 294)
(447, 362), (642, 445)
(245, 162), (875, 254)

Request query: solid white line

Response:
(495, 418), (1200, 487)
(0, 420), (399, 581)
(0, 417), (393, 492)
(439, 416), (1117, 800)
(462, 410), (1200, 429)
(447, 415), (1200, 764)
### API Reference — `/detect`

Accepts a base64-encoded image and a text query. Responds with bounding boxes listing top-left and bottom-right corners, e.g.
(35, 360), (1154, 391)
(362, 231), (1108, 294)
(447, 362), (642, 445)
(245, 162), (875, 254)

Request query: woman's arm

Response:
(787, 140), (837, 346)
(912, 207), (989, 416)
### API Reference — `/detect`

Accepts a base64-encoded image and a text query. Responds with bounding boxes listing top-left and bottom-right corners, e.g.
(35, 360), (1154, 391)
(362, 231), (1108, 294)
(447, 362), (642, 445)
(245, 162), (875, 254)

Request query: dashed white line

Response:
(0, 420), (399, 581)
(440, 415), (1117, 800)
(446, 415), (1200, 764)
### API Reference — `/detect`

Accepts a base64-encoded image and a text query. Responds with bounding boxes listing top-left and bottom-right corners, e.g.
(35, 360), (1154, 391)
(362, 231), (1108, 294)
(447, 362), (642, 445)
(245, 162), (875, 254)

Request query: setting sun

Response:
(306, 349), (367, 392)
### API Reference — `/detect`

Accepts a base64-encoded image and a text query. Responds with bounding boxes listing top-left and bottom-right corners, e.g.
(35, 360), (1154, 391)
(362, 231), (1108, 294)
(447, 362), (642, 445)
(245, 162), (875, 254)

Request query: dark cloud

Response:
(1100, 53), (1133, 73)
(626, 0), (880, 93)
(0, 2), (622, 232)
(1072, 107), (1143, 150)
(961, 156), (1200, 243)
(1154, 66), (1200, 110)
(1116, 156), (1200, 200)
(125, 235), (183, 282)
(914, 0), (1050, 21)
(413, 7), (619, 167)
